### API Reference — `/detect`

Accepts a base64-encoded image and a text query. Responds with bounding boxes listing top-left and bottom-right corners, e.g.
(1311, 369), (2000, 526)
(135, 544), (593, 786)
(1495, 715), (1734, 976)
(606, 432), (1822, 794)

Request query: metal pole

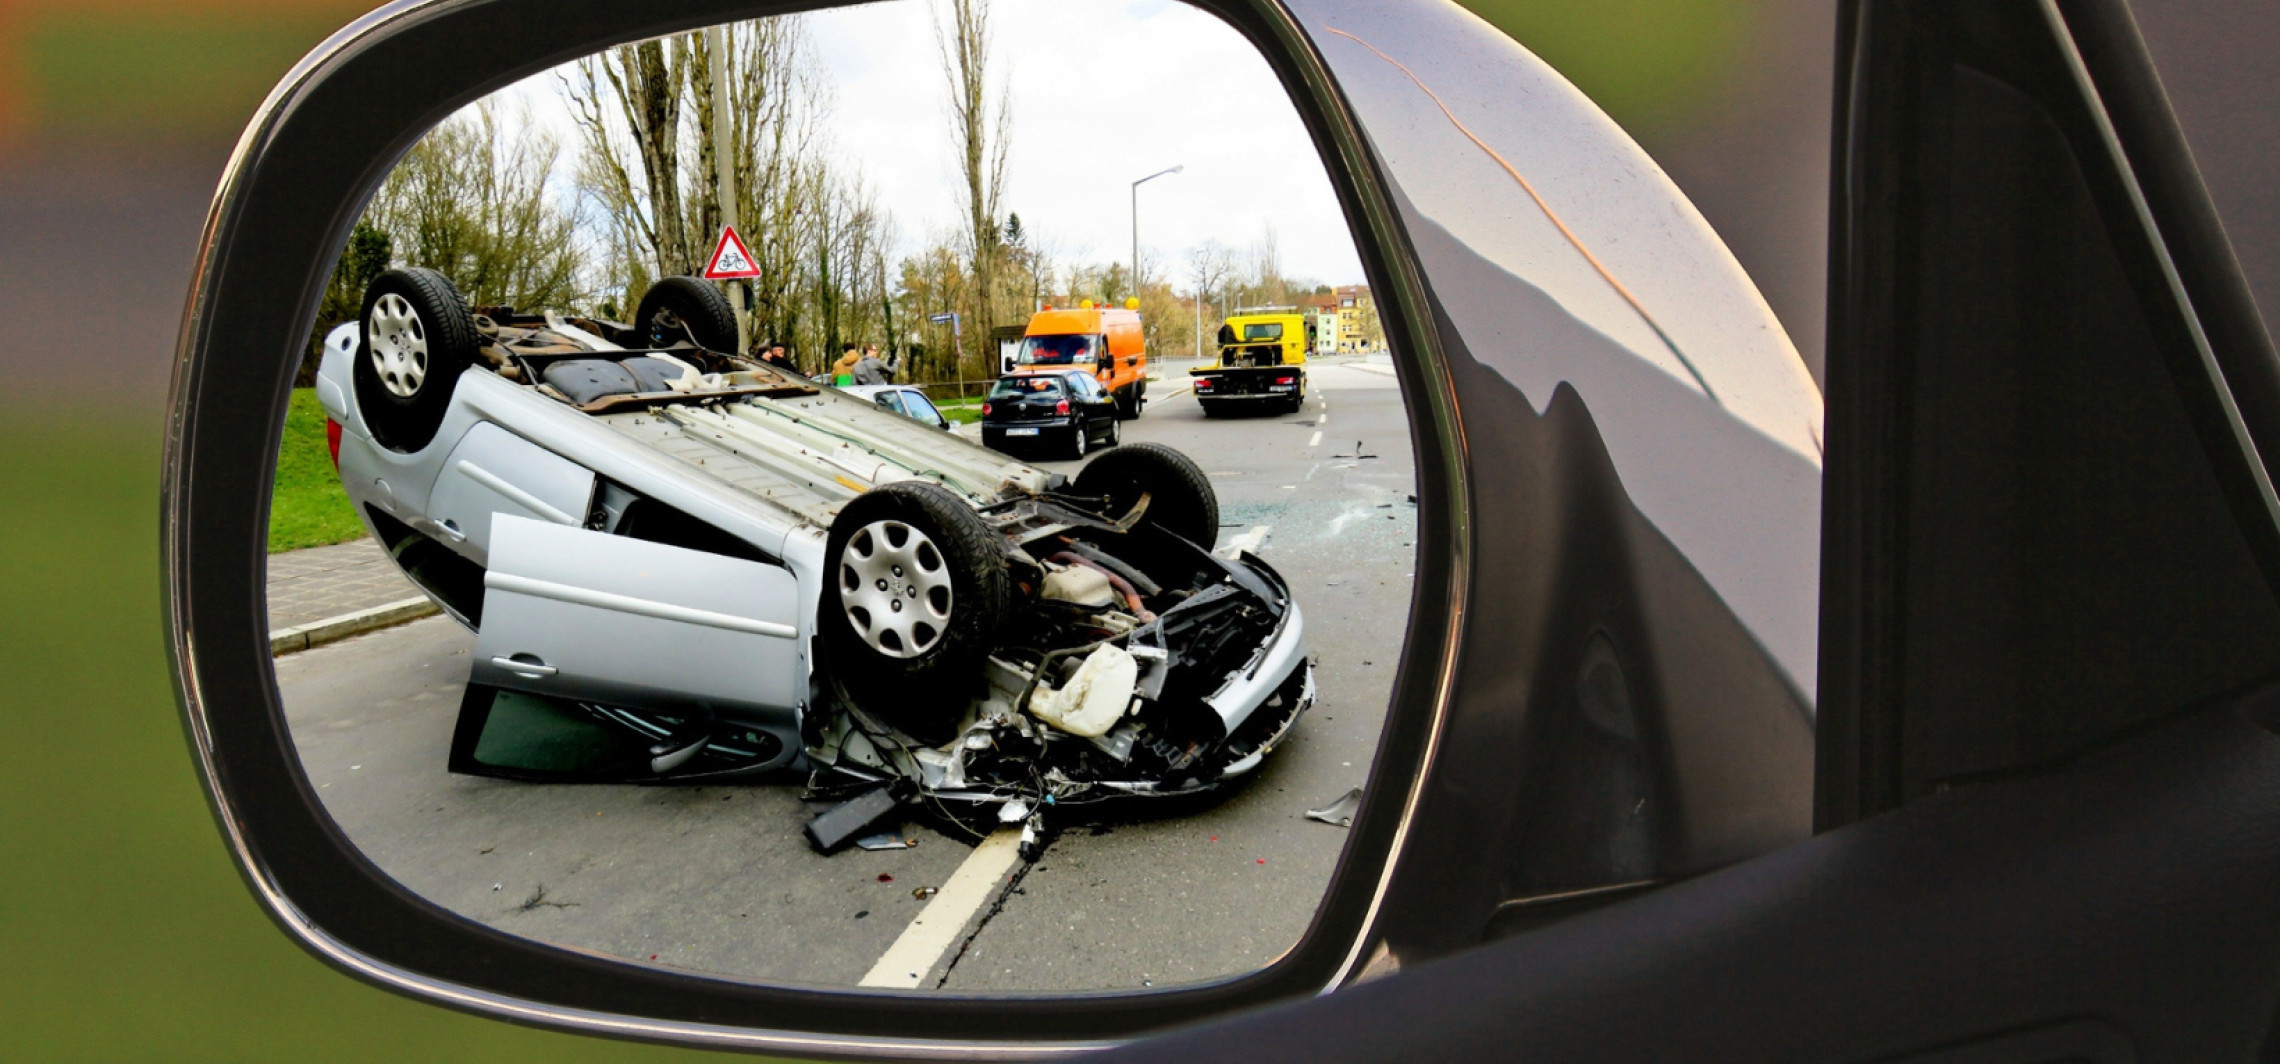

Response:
(1129, 165), (1183, 302)
(1194, 288), (1202, 361)
(707, 24), (748, 355)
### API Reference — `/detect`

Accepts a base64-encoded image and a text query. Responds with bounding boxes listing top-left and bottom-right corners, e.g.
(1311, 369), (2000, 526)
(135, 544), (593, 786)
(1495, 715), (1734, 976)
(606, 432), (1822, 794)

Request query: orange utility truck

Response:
(1009, 299), (1150, 418)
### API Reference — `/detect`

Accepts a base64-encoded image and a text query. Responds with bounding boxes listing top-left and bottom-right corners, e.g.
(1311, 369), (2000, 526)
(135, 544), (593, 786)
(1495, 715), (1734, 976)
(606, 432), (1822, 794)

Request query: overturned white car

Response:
(313, 268), (1312, 850)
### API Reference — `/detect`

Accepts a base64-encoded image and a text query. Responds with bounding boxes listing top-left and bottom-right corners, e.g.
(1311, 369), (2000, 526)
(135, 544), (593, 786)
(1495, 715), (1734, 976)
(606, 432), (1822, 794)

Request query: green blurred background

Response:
(0, 0), (1821, 1059)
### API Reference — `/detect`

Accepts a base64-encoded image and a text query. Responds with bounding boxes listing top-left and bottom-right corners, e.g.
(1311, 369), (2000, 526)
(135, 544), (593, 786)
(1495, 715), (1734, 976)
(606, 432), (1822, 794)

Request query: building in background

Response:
(1332, 284), (1380, 354)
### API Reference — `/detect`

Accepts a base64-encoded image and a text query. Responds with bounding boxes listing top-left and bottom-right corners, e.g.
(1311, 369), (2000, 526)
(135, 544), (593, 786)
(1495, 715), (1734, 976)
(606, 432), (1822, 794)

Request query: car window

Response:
(1014, 334), (1096, 364)
(900, 390), (943, 423)
(873, 391), (907, 414)
(989, 377), (1062, 399)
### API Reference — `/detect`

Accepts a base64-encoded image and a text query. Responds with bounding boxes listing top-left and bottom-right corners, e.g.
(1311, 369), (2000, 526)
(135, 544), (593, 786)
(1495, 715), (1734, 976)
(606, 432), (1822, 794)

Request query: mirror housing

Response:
(165, 0), (1820, 1055)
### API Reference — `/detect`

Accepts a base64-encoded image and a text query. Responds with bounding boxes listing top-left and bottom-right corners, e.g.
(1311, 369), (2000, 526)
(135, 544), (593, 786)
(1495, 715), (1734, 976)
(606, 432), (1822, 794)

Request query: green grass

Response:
(269, 389), (366, 553)
(935, 397), (985, 425)
(1462, 0), (1754, 133)
(23, 7), (368, 140)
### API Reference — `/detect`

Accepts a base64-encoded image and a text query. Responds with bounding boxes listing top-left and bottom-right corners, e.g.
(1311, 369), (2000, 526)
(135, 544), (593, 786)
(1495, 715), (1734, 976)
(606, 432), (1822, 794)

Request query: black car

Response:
(979, 370), (1122, 459)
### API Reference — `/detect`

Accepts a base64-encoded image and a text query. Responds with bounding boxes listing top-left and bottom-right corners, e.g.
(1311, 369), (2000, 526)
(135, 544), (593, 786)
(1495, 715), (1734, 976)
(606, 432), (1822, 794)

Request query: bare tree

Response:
(564, 39), (695, 279)
(936, 0), (1011, 376)
(365, 100), (585, 311)
(561, 17), (906, 369)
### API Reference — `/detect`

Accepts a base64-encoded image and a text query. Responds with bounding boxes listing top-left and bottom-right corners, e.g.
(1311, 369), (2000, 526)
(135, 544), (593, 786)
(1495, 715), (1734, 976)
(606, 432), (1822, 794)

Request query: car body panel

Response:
(470, 514), (805, 728)
(427, 422), (595, 561)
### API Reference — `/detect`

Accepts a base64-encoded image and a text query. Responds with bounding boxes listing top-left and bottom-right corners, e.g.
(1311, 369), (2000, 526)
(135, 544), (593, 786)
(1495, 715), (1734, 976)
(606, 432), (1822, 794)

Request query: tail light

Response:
(1056, 399), (1071, 415)
(1196, 379), (1214, 390)
(1276, 376), (1296, 385)
(326, 417), (343, 469)
(981, 402), (992, 416)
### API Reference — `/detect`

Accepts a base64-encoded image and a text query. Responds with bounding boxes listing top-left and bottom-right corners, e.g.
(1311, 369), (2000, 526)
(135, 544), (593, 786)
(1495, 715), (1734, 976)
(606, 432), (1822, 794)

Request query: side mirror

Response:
(166, 0), (1818, 1056)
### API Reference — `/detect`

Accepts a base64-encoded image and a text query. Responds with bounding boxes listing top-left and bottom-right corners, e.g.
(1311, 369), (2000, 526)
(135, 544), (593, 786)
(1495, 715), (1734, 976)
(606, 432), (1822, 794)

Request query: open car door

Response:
(450, 513), (804, 782)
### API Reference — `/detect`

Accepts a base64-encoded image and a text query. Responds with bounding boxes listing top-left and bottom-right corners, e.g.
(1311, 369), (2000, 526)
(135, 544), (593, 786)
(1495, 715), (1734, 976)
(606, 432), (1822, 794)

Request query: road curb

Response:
(271, 596), (440, 656)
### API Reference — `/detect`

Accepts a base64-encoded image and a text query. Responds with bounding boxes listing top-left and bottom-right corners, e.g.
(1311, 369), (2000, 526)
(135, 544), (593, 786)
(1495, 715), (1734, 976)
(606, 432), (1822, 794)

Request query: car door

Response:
(464, 514), (803, 728)
(422, 421), (597, 563)
(1074, 373), (1113, 441)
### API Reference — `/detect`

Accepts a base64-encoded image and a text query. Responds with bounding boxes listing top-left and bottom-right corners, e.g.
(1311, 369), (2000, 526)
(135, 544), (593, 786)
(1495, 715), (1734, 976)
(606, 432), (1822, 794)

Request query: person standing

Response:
(831, 342), (864, 384)
(851, 343), (901, 386)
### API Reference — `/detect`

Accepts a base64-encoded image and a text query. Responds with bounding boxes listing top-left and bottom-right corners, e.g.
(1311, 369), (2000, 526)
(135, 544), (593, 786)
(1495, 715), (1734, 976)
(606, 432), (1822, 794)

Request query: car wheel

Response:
(819, 481), (1009, 743)
(1073, 442), (1220, 549)
(1071, 420), (1090, 460)
(634, 276), (738, 354)
(1105, 416), (1122, 448)
(352, 267), (478, 453)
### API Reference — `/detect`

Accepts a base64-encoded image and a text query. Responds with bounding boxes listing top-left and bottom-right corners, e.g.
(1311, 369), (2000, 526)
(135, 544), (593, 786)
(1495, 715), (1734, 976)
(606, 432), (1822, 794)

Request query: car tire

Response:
(1070, 420), (1090, 460)
(353, 267), (478, 453)
(819, 481), (1009, 743)
(1105, 416), (1122, 448)
(634, 276), (739, 354)
(1074, 442), (1220, 549)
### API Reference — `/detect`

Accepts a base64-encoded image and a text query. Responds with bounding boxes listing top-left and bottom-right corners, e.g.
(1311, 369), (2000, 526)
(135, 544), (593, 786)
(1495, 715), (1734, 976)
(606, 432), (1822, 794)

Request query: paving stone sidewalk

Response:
(266, 538), (421, 632)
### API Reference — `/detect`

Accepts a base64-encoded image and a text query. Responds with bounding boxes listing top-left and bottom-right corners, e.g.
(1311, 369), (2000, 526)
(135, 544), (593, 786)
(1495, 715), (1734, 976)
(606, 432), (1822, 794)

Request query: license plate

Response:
(1007, 427), (1039, 436)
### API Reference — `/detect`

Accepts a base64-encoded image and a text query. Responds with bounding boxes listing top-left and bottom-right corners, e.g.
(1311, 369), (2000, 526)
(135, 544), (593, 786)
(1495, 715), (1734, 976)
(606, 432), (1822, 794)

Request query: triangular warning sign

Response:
(703, 226), (762, 280)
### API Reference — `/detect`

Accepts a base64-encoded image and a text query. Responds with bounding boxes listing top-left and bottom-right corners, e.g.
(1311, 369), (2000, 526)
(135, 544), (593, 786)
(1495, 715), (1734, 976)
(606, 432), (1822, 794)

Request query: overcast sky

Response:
(491, 0), (1364, 287)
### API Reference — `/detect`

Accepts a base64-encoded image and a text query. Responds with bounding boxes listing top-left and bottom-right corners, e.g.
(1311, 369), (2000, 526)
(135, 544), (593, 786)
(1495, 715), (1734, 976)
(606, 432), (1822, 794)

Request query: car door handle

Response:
(435, 518), (467, 542)
(491, 655), (557, 679)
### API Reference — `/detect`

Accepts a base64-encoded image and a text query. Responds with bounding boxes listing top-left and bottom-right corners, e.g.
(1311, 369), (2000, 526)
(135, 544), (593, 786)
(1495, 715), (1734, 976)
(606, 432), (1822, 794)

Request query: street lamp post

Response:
(1131, 165), (1183, 301)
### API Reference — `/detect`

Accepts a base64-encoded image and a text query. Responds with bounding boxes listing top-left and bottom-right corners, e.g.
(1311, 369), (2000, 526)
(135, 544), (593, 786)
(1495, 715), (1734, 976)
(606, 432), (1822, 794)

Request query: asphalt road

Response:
(276, 356), (1417, 992)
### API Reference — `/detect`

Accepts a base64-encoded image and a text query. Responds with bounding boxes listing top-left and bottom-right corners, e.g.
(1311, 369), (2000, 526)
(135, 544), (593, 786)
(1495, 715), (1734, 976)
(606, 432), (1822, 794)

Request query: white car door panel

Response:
(427, 422), (596, 562)
(471, 515), (803, 721)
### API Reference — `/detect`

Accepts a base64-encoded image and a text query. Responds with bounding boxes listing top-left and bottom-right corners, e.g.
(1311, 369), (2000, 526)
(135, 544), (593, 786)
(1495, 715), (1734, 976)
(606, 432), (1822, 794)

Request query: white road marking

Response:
(1216, 525), (1272, 558)
(859, 829), (1025, 989)
(1317, 413), (1328, 426)
(1308, 430), (1323, 448)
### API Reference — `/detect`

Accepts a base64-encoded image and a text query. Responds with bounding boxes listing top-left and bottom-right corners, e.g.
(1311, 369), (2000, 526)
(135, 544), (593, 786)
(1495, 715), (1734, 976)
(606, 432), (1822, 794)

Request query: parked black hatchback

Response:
(980, 370), (1121, 459)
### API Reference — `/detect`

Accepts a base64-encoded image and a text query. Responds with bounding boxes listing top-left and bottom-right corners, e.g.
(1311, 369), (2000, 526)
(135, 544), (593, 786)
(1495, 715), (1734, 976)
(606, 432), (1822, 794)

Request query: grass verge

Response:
(269, 388), (364, 553)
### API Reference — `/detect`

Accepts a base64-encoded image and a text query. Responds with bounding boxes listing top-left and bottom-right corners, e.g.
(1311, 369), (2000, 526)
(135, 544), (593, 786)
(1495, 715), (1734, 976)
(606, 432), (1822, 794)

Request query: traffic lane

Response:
(938, 362), (1417, 990)
(276, 619), (974, 986)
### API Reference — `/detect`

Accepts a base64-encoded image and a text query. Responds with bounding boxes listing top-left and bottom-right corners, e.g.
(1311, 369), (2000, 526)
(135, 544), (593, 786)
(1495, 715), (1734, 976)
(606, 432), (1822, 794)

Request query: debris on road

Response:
(912, 886), (939, 901)
(805, 785), (901, 853)
(854, 832), (915, 851)
(1306, 787), (1363, 827)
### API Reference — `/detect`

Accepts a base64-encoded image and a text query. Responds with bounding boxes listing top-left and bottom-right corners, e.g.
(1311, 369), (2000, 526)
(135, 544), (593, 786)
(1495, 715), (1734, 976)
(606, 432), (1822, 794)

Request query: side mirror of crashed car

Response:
(163, 0), (1818, 1058)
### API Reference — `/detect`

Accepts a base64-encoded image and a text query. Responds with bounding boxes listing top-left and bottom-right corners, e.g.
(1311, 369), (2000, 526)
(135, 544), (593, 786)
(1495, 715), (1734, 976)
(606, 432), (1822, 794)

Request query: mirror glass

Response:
(270, 0), (1415, 992)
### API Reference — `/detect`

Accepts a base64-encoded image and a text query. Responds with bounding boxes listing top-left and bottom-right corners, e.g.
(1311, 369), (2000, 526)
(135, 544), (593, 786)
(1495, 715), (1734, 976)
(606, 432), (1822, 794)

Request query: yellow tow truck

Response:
(1190, 309), (1310, 417)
